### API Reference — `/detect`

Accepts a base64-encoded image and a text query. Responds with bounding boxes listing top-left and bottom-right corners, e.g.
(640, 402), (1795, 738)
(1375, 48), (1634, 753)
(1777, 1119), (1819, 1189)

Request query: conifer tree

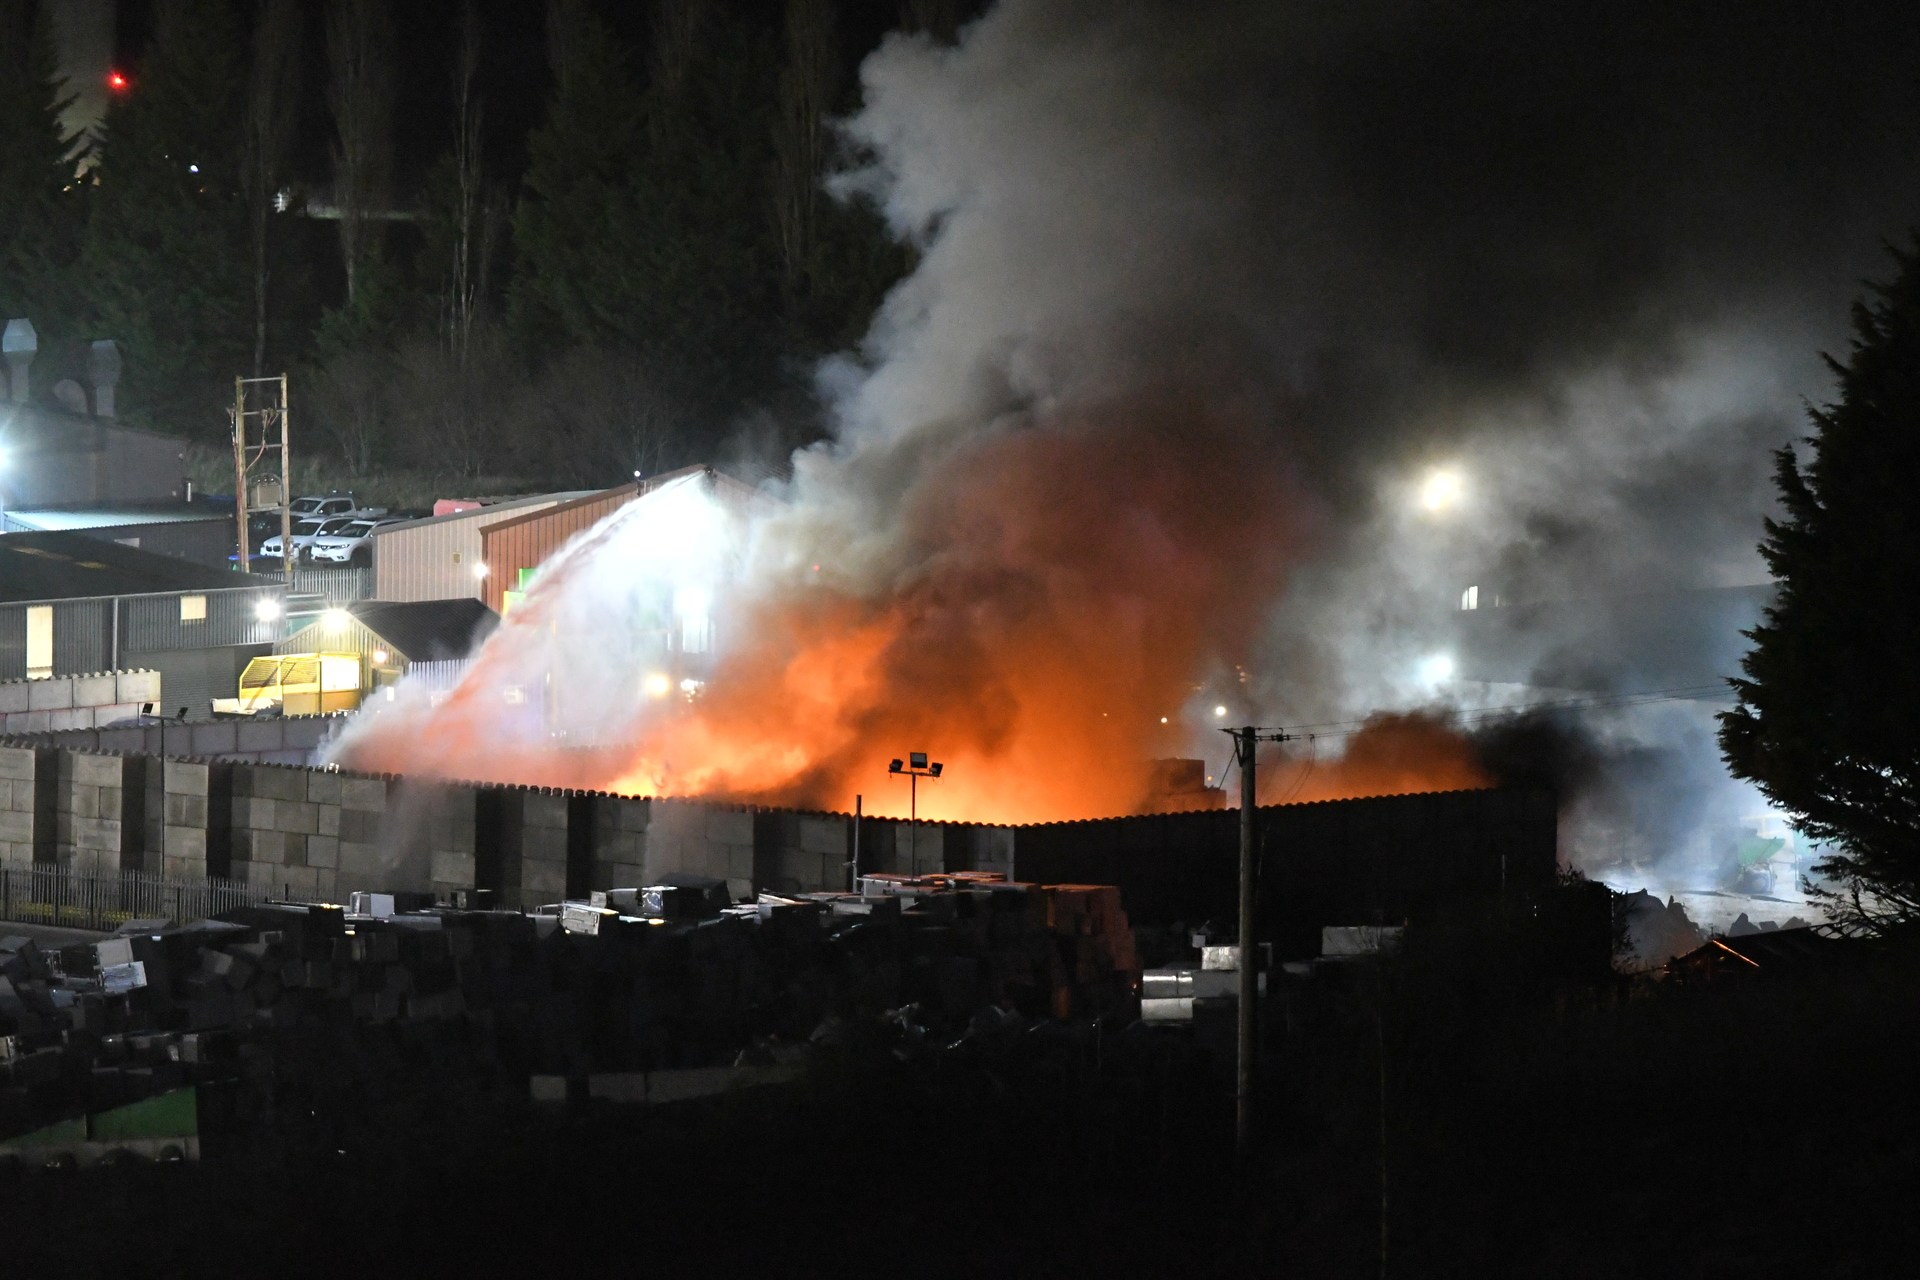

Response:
(1721, 239), (1920, 928)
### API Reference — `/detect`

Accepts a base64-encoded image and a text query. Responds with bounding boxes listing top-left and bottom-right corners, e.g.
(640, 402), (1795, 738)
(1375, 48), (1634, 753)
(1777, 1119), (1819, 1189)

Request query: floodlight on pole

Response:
(889, 751), (943, 874)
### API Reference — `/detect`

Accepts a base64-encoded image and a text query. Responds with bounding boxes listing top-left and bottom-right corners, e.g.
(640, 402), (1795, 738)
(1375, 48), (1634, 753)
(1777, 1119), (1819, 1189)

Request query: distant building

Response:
(274, 598), (499, 703)
(0, 531), (283, 718)
(477, 465), (771, 616)
(3, 320), (189, 509)
(369, 492), (593, 604)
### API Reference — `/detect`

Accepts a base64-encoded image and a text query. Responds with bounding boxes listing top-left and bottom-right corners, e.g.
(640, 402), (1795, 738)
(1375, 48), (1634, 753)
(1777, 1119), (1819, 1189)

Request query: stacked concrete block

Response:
(881, 821), (945, 878)
(634, 799), (750, 899)
(412, 781), (478, 903)
(0, 671), (159, 735)
(514, 790), (571, 904)
(53, 751), (127, 875)
(752, 811), (848, 896)
(160, 760), (212, 880)
(115, 670), (161, 707)
(334, 774), (392, 894)
(591, 794), (651, 889)
(228, 764), (314, 895)
(0, 746), (36, 868)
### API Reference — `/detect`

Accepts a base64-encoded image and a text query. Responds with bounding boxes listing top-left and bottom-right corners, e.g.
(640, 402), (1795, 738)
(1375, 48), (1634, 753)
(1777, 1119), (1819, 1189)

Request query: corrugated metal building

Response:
(1, 504), (234, 567)
(0, 531), (284, 718)
(369, 492), (591, 603)
(477, 466), (771, 615)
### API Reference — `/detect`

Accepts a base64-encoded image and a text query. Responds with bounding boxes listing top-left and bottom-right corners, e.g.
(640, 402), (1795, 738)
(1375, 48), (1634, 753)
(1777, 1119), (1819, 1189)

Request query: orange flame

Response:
(336, 399), (1491, 821)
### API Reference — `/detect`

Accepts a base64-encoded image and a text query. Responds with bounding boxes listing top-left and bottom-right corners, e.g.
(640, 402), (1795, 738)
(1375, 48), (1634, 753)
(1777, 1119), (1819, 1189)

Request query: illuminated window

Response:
(180, 595), (207, 622)
(26, 606), (52, 679)
(1460, 585), (1478, 611)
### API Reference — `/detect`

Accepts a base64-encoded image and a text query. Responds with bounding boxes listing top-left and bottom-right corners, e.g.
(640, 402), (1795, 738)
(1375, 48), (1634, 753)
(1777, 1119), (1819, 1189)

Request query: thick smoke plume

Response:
(334, 1), (1919, 879)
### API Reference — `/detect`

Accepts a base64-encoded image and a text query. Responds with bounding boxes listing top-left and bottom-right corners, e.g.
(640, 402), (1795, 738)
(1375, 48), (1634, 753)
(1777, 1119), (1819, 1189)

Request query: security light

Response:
(910, 751), (928, 769)
(254, 598), (282, 622)
(322, 607), (350, 630)
(888, 759), (904, 773)
(929, 762), (943, 778)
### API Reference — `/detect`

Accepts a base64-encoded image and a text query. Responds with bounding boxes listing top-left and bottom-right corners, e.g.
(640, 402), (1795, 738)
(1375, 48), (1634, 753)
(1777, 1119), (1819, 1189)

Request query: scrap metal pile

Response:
(1, 870), (1141, 1157)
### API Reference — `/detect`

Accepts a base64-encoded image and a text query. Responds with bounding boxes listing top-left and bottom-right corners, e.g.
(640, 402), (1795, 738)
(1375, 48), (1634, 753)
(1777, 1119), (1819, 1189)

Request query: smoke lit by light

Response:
(1419, 468), (1464, 513)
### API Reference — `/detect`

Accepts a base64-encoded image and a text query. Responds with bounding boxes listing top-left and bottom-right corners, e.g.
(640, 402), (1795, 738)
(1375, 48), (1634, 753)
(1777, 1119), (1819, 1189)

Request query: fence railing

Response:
(253, 565), (375, 605)
(0, 865), (269, 933)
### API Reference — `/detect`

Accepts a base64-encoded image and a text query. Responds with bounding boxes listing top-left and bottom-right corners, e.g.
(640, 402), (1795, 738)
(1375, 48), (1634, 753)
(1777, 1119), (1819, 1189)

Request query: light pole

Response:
(887, 752), (943, 875)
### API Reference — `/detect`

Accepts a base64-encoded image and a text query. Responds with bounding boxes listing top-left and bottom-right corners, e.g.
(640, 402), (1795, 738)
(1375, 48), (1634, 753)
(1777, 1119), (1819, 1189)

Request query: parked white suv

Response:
(260, 515), (358, 561)
(308, 515), (403, 565)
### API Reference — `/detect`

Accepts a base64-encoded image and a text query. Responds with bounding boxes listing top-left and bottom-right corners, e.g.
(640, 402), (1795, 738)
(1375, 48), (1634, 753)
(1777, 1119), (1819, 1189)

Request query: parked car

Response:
(289, 493), (362, 521)
(259, 515), (358, 561)
(308, 515), (404, 565)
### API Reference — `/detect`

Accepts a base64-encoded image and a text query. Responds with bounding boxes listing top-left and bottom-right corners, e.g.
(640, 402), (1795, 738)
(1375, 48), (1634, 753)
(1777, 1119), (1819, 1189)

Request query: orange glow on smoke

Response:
(1255, 712), (1491, 806)
(336, 399), (1491, 822)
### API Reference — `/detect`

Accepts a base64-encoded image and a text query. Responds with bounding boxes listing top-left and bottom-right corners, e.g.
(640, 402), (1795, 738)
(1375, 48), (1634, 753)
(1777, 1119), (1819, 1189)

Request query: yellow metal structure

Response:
(212, 652), (363, 717)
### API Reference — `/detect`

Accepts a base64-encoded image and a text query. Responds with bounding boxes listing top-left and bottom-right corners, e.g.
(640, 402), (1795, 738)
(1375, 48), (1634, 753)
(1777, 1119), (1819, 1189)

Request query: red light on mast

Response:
(106, 70), (130, 93)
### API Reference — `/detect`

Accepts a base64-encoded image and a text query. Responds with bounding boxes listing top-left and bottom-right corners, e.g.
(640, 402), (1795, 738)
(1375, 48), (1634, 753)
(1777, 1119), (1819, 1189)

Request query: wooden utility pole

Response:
(231, 375), (293, 577)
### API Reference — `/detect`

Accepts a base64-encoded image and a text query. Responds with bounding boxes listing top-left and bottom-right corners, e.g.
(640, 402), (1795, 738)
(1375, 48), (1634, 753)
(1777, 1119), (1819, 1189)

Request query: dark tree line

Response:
(0, 0), (949, 487)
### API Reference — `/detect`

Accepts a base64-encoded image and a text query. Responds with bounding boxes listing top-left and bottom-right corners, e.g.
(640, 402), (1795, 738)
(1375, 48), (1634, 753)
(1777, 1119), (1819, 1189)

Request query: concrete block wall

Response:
(160, 760), (215, 880)
(3, 714), (342, 764)
(0, 746), (1027, 909)
(0, 670), (160, 735)
(591, 793), (650, 888)
(752, 810), (849, 895)
(644, 799), (754, 902)
(54, 749), (127, 875)
(0, 745), (37, 868)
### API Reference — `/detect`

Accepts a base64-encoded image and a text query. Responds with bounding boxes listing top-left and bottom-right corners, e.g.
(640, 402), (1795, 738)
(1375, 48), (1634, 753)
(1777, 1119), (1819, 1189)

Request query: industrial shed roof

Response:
(475, 465), (770, 535)
(372, 491), (596, 536)
(0, 530), (256, 604)
(281, 598), (498, 663)
(2, 502), (230, 531)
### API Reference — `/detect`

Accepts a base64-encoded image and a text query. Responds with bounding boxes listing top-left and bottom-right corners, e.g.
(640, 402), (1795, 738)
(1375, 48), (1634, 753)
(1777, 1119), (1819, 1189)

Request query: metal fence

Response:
(254, 566), (375, 605)
(0, 865), (269, 933)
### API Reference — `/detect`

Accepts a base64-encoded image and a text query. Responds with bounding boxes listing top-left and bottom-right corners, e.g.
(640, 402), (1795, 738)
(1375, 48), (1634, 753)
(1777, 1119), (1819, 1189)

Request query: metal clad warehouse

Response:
(369, 493), (589, 604)
(0, 532), (284, 717)
(477, 467), (772, 615)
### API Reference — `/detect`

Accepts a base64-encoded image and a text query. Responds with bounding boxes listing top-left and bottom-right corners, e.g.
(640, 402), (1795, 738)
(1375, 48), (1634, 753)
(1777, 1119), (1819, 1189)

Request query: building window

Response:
(1460, 585), (1479, 611)
(26, 606), (52, 679)
(180, 595), (207, 622)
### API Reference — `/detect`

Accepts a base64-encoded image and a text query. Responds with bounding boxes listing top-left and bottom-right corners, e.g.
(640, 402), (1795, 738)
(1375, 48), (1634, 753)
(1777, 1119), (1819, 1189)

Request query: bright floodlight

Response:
(1420, 468), (1464, 513)
(472, 561), (490, 580)
(1213, 704), (1229, 718)
(253, 598), (281, 622)
(1419, 653), (1456, 684)
(642, 672), (671, 698)
(321, 607), (350, 630)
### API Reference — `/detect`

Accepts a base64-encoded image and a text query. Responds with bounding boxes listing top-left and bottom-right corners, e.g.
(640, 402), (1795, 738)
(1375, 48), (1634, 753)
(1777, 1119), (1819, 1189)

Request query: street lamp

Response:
(888, 751), (943, 874)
